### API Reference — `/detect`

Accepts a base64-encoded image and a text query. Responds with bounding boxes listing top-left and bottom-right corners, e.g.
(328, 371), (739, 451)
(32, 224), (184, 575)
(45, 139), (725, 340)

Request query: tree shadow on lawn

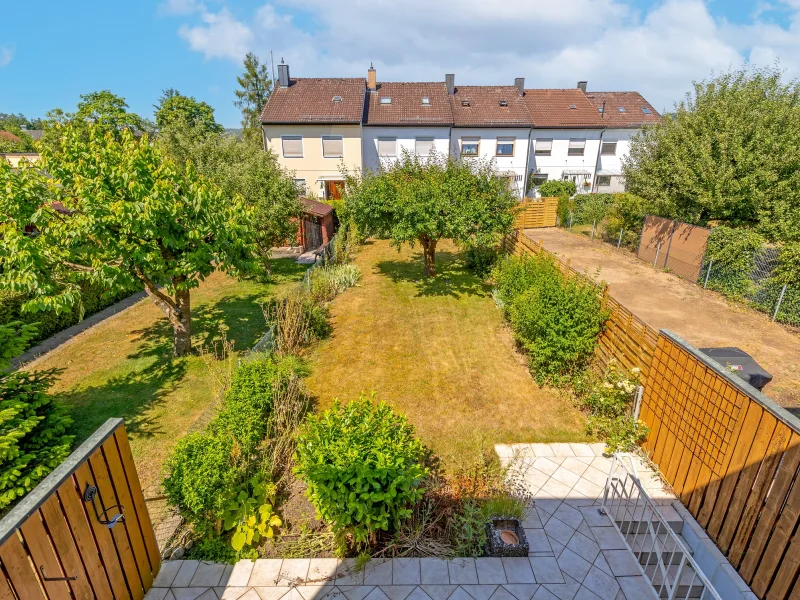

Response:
(376, 250), (491, 298)
(54, 291), (273, 446)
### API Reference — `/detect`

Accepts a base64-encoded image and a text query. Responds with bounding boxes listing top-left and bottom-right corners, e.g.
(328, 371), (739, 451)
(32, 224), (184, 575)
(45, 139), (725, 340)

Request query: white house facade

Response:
(528, 129), (603, 194)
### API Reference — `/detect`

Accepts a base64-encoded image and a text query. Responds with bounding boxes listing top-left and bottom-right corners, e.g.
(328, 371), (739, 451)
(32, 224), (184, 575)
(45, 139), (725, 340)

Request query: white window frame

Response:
(601, 141), (617, 156)
(321, 135), (344, 159)
(377, 137), (397, 157)
(567, 138), (586, 157)
(460, 137), (480, 157)
(534, 138), (553, 156)
(496, 137), (515, 157)
(530, 172), (549, 186)
(596, 175), (612, 187)
(415, 137), (434, 157)
(281, 135), (304, 158)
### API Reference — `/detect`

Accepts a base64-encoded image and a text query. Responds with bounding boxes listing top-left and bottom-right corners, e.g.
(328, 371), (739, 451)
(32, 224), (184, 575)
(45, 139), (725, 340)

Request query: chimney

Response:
(367, 63), (377, 92)
(278, 59), (290, 88)
(515, 77), (525, 97)
(446, 73), (455, 95)
(577, 80), (587, 93)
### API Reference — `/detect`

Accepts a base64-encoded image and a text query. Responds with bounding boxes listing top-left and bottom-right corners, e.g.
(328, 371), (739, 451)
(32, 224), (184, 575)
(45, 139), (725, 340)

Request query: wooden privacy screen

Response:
(502, 230), (657, 377)
(641, 331), (800, 600)
(0, 418), (160, 599)
(513, 197), (558, 229)
(637, 215), (711, 281)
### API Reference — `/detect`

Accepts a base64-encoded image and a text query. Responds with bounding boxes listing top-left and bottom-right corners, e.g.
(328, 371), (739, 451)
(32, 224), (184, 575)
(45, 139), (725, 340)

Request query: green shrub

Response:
(538, 180), (576, 199)
(603, 193), (651, 247)
(162, 432), (240, 528)
(702, 226), (766, 297)
(450, 499), (486, 557)
(222, 475), (281, 552)
(573, 194), (614, 226)
(463, 244), (499, 278)
(263, 293), (332, 355)
(498, 254), (607, 383)
(0, 321), (74, 511)
(294, 395), (427, 547)
(187, 536), (238, 563)
(307, 263), (361, 303)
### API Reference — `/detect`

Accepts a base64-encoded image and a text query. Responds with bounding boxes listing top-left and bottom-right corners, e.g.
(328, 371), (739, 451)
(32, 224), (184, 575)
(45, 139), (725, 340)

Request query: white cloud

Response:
(0, 44), (15, 68)
(167, 0), (800, 111)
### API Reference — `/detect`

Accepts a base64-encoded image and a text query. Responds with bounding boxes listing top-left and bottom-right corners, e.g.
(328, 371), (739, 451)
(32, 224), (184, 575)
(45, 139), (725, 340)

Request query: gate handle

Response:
(83, 484), (125, 528)
(40, 565), (78, 581)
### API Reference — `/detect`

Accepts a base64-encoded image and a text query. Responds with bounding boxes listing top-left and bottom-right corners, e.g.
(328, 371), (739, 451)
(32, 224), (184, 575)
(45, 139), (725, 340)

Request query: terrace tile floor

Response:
(151, 444), (676, 600)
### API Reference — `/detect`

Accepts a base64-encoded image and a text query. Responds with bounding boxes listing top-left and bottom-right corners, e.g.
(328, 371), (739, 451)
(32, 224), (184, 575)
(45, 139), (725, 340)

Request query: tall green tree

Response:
(344, 152), (517, 276)
(155, 88), (223, 135)
(234, 52), (272, 139)
(623, 65), (800, 243)
(0, 124), (257, 356)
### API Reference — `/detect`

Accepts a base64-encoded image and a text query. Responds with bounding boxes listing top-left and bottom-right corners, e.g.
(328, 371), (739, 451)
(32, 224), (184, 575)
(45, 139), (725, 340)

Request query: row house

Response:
(260, 62), (661, 199)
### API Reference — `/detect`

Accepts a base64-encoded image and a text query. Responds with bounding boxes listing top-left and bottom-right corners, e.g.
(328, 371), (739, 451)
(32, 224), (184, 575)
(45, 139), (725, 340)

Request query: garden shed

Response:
(297, 198), (335, 251)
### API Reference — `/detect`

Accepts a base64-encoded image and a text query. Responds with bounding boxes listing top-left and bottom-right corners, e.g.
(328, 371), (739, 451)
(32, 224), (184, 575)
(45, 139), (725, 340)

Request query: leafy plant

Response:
(307, 263), (361, 303)
(463, 244), (500, 278)
(222, 475), (282, 552)
(702, 226), (766, 298)
(450, 500), (486, 558)
(537, 180), (576, 199)
(187, 536), (237, 563)
(263, 292), (331, 356)
(294, 395), (427, 548)
(480, 494), (527, 521)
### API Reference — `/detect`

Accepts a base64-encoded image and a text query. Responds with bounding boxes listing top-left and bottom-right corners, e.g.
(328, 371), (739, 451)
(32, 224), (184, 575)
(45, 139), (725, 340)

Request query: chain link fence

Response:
(700, 246), (799, 327)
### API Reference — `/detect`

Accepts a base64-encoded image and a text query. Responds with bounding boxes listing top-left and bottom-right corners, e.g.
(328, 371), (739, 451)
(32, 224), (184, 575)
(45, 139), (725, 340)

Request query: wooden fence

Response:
(513, 197), (558, 229)
(641, 331), (800, 600)
(502, 230), (657, 377)
(0, 418), (160, 599)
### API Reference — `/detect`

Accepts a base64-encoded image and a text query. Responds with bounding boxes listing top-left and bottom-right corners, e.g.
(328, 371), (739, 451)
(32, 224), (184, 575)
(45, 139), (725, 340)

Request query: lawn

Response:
(304, 239), (589, 466)
(26, 260), (307, 489)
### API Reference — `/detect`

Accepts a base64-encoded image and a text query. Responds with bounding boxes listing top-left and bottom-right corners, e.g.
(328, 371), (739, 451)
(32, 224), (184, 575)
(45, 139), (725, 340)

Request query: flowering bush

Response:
(575, 361), (649, 452)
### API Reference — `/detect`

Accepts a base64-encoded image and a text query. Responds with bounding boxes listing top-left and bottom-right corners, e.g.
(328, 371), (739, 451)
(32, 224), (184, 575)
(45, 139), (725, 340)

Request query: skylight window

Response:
(380, 97), (392, 104)
(499, 100), (508, 107)
(642, 107), (652, 114)
(569, 104), (577, 110)
(332, 95), (343, 102)
(461, 99), (470, 107)
(421, 97), (430, 105)
(598, 106), (604, 113)
(618, 107), (626, 112)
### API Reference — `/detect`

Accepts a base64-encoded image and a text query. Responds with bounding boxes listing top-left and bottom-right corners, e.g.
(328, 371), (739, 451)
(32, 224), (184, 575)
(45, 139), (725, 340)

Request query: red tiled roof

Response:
(585, 92), (662, 127)
(523, 89), (604, 128)
(364, 82), (452, 126)
(260, 78), (366, 124)
(449, 86), (530, 127)
(0, 131), (22, 143)
(300, 198), (334, 217)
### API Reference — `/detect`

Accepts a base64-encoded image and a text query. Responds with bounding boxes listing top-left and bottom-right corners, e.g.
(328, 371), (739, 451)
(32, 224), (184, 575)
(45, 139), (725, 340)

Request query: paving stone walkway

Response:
(149, 444), (677, 600)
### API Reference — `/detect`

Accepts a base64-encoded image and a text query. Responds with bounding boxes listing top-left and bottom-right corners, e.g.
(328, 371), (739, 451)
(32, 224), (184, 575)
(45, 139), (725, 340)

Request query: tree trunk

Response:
(172, 289), (192, 356)
(420, 236), (438, 277)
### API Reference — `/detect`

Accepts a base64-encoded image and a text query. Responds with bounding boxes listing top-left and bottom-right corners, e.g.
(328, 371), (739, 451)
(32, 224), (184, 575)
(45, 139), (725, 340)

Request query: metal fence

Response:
(700, 246), (799, 328)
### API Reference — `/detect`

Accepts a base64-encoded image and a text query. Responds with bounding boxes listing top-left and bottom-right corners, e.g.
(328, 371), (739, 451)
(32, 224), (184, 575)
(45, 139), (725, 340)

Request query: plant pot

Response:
(485, 515), (530, 557)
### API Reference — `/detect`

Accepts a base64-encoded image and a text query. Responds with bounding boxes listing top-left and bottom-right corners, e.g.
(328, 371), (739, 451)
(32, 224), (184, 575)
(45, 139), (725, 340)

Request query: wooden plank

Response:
(56, 475), (116, 600)
(740, 432), (800, 583)
(19, 511), (72, 600)
(89, 450), (145, 600)
(0, 573), (15, 600)
(74, 461), (131, 600)
(702, 400), (763, 536)
(717, 411), (778, 553)
(0, 535), (46, 600)
(728, 422), (792, 568)
(115, 427), (161, 575)
(39, 495), (95, 600)
(102, 436), (153, 589)
(767, 528), (800, 600)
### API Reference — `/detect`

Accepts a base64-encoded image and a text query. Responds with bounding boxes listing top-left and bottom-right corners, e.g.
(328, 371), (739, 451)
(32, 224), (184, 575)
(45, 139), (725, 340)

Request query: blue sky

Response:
(2, 0), (799, 127)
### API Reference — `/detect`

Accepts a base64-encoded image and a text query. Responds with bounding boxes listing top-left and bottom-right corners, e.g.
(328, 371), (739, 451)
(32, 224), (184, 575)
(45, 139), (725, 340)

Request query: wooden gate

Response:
(0, 418), (160, 599)
(640, 331), (800, 600)
(637, 215), (710, 281)
(513, 197), (558, 229)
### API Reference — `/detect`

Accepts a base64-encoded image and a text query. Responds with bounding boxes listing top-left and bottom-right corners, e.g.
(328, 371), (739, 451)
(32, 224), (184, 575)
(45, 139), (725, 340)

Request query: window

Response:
(377, 137), (397, 157)
(293, 179), (306, 193)
(598, 106), (604, 114)
(460, 137), (479, 156)
(601, 141), (617, 156)
(642, 107), (652, 114)
(531, 172), (549, 186)
(332, 95), (343, 103)
(496, 137), (514, 157)
(281, 135), (303, 158)
(569, 104), (577, 110)
(421, 97), (430, 105)
(415, 137), (434, 157)
(618, 107), (626, 112)
(380, 97), (392, 104)
(568, 138), (586, 156)
(596, 175), (612, 187)
(461, 99), (470, 107)
(534, 138), (552, 156)
(322, 136), (344, 158)
(499, 100), (508, 107)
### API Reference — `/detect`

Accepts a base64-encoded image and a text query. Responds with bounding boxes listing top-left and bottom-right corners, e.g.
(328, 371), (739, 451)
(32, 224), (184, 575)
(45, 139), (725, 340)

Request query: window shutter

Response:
(568, 139), (586, 150)
(535, 139), (552, 153)
(378, 138), (397, 156)
(415, 138), (434, 156)
(322, 137), (344, 158)
(601, 142), (617, 155)
(282, 137), (303, 157)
